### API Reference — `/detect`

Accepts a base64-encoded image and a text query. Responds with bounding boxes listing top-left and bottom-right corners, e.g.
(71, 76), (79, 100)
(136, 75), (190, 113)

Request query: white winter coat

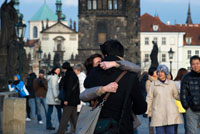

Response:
(46, 74), (60, 105)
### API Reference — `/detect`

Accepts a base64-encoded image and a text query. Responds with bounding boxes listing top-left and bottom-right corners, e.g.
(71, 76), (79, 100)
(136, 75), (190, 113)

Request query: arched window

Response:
(33, 26), (38, 38)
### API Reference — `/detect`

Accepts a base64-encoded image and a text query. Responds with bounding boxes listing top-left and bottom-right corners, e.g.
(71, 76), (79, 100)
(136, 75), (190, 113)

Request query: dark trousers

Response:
(156, 125), (175, 134)
(26, 97), (30, 118)
(57, 106), (77, 134)
(46, 105), (62, 127)
(149, 118), (154, 134)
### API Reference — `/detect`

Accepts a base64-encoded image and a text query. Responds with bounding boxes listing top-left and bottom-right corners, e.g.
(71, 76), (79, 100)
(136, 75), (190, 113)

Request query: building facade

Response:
(140, 13), (185, 76)
(24, 1), (78, 74)
(140, 13), (200, 77)
(78, 0), (141, 64)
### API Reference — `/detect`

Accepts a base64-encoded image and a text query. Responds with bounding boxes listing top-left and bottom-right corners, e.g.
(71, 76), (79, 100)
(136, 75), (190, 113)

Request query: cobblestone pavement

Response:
(26, 107), (199, 134)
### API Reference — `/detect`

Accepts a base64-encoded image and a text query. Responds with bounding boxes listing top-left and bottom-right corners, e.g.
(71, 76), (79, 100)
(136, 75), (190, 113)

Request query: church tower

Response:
(186, 2), (193, 24)
(78, 0), (141, 64)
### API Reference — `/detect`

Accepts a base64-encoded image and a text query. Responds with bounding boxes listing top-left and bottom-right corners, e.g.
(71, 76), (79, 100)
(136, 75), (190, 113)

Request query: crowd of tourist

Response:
(8, 40), (200, 134)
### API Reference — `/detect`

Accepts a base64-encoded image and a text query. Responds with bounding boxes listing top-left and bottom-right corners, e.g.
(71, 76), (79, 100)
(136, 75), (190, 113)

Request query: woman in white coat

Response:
(46, 66), (62, 130)
(146, 65), (182, 134)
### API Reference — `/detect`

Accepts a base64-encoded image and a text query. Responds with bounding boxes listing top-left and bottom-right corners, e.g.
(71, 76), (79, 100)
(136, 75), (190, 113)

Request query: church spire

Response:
(186, 2), (193, 24)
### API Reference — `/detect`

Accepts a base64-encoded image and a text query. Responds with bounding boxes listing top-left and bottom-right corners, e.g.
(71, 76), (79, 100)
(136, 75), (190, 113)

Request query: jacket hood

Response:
(14, 74), (21, 80)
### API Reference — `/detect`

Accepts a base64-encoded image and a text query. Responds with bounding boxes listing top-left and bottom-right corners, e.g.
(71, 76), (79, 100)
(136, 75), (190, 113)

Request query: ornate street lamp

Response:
(36, 46), (43, 70)
(168, 48), (174, 73)
(15, 16), (26, 76)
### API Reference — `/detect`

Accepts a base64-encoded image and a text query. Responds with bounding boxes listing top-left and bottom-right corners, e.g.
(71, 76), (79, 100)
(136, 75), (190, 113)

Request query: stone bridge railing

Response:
(0, 92), (18, 134)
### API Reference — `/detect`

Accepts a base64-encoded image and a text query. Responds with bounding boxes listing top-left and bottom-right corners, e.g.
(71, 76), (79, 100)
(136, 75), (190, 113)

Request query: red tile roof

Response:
(25, 39), (39, 47)
(141, 13), (200, 45)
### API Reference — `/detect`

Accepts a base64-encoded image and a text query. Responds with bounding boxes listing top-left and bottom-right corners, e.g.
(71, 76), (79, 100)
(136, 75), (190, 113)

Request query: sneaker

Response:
(26, 117), (31, 121)
(38, 120), (43, 125)
(46, 127), (55, 130)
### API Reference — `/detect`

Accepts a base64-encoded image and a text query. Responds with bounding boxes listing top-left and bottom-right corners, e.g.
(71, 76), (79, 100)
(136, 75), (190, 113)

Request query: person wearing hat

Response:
(46, 66), (62, 130)
(33, 69), (48, 125)
(146, 65), (182, 134)
(56, 61), (80, 134)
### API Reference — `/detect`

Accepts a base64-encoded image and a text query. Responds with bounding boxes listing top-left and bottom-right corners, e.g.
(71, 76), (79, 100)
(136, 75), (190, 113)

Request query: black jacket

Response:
(26, 73), (37, 98)
(60, 69), (80, 106)
(84, 56), (147, 134)
(181, 70), (200, 112)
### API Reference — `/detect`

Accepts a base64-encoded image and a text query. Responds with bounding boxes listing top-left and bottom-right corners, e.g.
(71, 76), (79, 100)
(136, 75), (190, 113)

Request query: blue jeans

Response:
(35, 97), (47, 121)
(46, 105), (62, 127)
(28, 98), (36, 119)
(156, 125), (175, 134)
(186, 108), (200, 134)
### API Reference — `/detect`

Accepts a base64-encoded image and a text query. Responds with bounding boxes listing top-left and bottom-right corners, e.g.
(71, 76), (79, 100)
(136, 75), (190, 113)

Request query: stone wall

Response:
(0, 92), (18, 134)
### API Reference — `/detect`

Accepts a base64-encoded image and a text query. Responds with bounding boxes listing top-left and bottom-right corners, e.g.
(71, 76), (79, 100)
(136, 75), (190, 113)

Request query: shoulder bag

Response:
(75, 71), (127, 134)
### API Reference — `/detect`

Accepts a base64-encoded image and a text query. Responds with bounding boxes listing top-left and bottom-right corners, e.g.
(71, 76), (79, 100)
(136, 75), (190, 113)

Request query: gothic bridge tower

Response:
(78, 0), (141, 64)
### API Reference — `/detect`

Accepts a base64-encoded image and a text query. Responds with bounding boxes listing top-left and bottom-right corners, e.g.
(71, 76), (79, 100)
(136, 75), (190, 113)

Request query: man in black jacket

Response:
(57, 61), (80, 134)
(84, 40), (147, 134)
(181, 55), (200, 134)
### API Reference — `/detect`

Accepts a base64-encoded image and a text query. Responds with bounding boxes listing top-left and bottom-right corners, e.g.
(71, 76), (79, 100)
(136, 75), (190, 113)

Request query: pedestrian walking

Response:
(56, 62), (80, 134)
(46, 66), (62, 130)
(145, 67), (157, 134)
(180, 55), (200, 134)
(33, 69), (48, 125)
(146, 65), (182, 134)
(174, 68), (188, 134)
(73, 64), (87, 114)
(26, 71), (37, 120)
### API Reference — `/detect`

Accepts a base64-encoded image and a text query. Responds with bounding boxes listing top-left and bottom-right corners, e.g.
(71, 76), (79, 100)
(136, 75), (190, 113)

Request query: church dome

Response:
(30, 2), (57, 21)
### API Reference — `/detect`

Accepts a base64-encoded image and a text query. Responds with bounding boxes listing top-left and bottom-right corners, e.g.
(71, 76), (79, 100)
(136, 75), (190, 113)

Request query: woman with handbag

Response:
(146, 65), (182, 134)
(46, 66), (62, 130)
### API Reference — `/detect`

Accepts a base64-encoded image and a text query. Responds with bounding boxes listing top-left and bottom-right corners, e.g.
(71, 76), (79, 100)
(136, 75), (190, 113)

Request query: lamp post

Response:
(168, 48), (174, 73)
(36, 46), (43, 71)
(15, 16), (26, 76)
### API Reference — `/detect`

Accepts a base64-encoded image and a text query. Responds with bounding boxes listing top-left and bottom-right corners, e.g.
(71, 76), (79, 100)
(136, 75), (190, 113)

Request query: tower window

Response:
(33, 26), (38, 38)
(113, 0), (118, 9)
(93, 0), (97, 9)
(108, 0), (112, 10)
(88, 0), (97, 10)
(88, 0), (92, 10)
(98, 33), (106, 44)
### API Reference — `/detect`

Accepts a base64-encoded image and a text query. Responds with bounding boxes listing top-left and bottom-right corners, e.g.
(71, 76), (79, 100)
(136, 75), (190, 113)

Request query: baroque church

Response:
(78, 0), (141, 64)
(25, 0), (78, 74)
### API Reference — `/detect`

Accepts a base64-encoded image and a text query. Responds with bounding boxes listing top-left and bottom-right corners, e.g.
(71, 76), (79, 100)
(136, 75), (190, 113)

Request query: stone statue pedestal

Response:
(2, 97), (26, 134)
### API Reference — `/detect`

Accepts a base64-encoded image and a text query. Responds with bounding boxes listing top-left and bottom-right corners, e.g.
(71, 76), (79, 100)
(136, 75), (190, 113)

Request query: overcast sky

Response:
(1, 0), (200, 38)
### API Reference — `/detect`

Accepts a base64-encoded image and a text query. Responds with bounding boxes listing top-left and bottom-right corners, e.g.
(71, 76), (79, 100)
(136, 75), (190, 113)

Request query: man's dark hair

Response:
(190, 55), (200, 65)
(100, 40), (124, 57)
(148, 67), (157, 76)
